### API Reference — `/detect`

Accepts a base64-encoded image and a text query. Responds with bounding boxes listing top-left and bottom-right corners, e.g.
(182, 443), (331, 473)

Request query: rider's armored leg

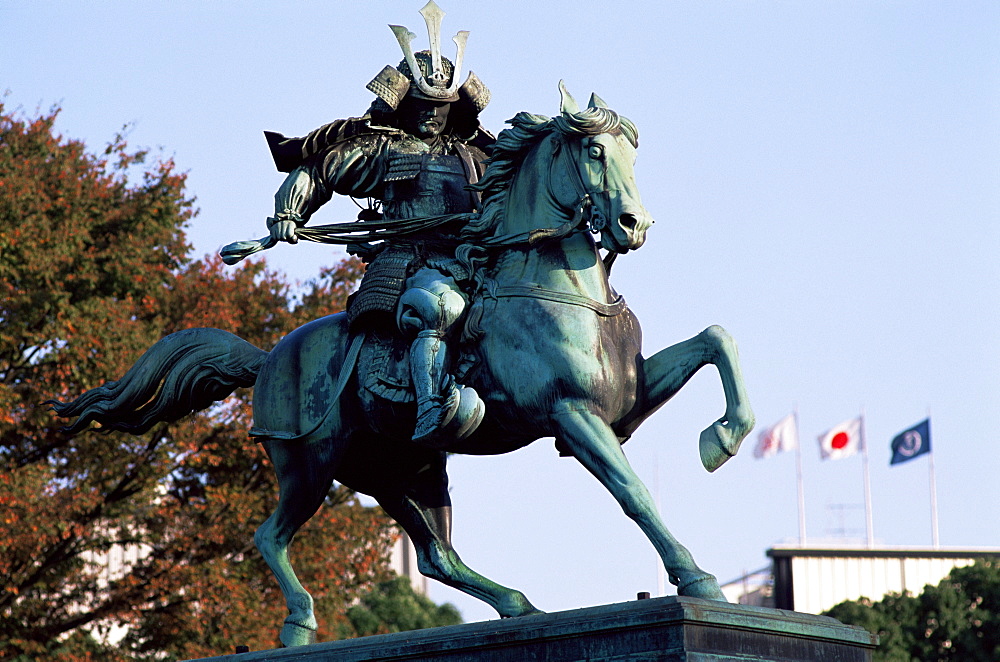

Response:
(397, 268), (475, 445)
(409, 329), (461, 443)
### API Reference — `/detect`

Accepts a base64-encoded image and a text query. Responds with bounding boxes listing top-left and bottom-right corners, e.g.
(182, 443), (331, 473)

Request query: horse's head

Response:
(552, 82), (653, 253)
(465, 85), (653, 253)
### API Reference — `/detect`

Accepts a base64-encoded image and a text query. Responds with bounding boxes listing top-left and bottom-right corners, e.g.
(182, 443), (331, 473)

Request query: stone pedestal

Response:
(191, 596), (877, 661)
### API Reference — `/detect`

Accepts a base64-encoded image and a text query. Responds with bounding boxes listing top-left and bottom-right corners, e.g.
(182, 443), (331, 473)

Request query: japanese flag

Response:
(818, 417), (862, 460)
(754, 413), (798, 459)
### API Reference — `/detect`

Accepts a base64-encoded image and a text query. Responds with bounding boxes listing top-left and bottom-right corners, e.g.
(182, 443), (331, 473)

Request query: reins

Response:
(219, 128), (625, 315)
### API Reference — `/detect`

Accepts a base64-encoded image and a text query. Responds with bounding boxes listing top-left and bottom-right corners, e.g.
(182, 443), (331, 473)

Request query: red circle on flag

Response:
(831, 432), (849, 449)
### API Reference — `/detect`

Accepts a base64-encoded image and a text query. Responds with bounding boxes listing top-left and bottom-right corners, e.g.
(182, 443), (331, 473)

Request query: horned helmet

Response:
(366, 1), (490, 136)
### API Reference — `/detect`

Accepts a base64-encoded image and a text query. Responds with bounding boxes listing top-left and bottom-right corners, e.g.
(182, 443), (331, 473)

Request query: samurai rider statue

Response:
(264, 1), (493, 446)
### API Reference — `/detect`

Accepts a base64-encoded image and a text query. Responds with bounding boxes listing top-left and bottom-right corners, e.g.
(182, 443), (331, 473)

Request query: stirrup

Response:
(412, 386), (461, 444)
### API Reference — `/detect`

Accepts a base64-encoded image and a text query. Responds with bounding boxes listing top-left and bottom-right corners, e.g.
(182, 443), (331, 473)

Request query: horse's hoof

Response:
(496, 591), (544, 618)
(699, 423), (735, 473)
(677, 574), (727, 601)
(501, 608), (546, 618)
(280, 621), (317, 647)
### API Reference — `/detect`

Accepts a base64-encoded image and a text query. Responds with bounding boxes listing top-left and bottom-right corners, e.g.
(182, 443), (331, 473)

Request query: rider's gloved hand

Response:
(269, 219), (299, 244)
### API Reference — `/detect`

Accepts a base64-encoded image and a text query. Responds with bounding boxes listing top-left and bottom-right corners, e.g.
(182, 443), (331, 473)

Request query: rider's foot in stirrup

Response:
(413, 386), (460, 445)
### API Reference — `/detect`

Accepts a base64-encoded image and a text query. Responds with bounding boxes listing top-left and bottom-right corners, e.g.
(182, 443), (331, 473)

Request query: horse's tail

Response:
(49, 328), (268, 435)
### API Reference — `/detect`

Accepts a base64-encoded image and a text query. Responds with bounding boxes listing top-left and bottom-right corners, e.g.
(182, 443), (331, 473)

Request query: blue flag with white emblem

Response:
(890, 418), (931, 465)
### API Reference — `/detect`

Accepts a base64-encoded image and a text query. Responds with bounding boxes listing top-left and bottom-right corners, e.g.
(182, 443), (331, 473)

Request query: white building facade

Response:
(722, 546), (1000, 614)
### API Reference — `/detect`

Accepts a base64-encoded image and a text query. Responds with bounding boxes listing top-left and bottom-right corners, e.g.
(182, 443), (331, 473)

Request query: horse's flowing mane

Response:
(463, 107), (638, 239)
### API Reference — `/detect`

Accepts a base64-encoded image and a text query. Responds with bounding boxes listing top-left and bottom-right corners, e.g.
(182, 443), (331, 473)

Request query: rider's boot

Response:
(411, 330), (461, 445)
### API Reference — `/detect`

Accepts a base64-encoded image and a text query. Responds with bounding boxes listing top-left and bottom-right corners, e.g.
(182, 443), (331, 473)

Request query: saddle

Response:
(348, 326), (483, 447)
(356, 329), (478, 404)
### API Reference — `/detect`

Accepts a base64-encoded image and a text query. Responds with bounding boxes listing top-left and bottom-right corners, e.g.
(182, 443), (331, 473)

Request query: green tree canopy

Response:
(0, 102), (410, 660)
(346, 577), (463, 638)
(824, 560), (1000, 662)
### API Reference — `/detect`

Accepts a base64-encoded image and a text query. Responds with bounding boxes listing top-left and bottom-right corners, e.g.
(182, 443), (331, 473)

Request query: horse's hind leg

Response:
(555, 404), (726, 601)
(373, 454), (542, 618)
(255, 438), (337, 646)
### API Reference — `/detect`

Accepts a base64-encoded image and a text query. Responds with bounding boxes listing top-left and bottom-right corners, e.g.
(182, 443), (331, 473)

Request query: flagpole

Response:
(861, 408), (874, 549)
(928, 450), (940, 549)
(927, 414), (940, 549)
(794, 407), (807, 546)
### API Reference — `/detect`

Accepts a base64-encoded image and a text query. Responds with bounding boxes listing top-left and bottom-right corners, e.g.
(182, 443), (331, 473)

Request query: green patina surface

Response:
(53, 3), (757, 647)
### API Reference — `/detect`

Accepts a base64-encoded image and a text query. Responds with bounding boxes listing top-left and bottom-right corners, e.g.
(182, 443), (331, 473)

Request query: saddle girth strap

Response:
(248, 331), (366, 440)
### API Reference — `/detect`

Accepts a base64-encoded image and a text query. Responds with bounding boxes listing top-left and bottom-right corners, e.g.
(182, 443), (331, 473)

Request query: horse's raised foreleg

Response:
(556, 404), (726, 600)
(624, 325), (754, 472)
(374, 455), (543, 619)
(256, 438), (338, 646)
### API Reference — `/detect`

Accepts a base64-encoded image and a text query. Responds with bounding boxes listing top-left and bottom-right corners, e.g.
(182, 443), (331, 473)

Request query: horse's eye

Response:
(588, 144), (604, 160)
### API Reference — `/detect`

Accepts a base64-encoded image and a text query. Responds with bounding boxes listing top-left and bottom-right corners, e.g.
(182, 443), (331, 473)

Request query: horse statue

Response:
(52, 84), (755, 647)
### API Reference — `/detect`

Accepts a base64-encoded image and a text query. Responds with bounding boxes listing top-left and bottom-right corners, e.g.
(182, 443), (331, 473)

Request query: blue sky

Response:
(3, 1), (998, 625)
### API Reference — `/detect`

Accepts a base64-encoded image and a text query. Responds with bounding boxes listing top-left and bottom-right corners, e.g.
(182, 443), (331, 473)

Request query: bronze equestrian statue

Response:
(52, 2), (755, 647)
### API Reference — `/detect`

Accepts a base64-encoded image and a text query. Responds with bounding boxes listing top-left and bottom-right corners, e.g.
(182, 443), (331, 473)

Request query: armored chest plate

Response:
(383, 154), (475, 217)
(384, 154), (424, 182)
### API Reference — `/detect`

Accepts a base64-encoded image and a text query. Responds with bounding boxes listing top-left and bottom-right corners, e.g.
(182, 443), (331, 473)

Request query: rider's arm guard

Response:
(269, 166), (329, 229)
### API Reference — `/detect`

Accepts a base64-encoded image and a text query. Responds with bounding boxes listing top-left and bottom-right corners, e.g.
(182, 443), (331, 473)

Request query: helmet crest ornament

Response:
(389, 0), (468, 100)
(366, 2), (490, 117)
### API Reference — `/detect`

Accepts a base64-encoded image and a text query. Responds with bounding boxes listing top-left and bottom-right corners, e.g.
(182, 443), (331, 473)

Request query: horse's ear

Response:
(588, 92), (609, 109)
(559, 80), (579, 115)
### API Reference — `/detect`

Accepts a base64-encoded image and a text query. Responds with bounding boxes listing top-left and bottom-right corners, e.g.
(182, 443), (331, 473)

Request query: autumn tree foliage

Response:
(0, 102), (401, 660)
(825, 560), (1000, 661)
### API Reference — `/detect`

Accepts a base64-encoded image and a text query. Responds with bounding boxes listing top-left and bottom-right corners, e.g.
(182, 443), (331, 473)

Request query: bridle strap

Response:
(557, 134), (614, 235)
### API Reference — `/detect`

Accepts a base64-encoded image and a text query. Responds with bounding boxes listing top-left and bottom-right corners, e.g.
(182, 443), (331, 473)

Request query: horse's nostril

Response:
(620, 213), (638, 231)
